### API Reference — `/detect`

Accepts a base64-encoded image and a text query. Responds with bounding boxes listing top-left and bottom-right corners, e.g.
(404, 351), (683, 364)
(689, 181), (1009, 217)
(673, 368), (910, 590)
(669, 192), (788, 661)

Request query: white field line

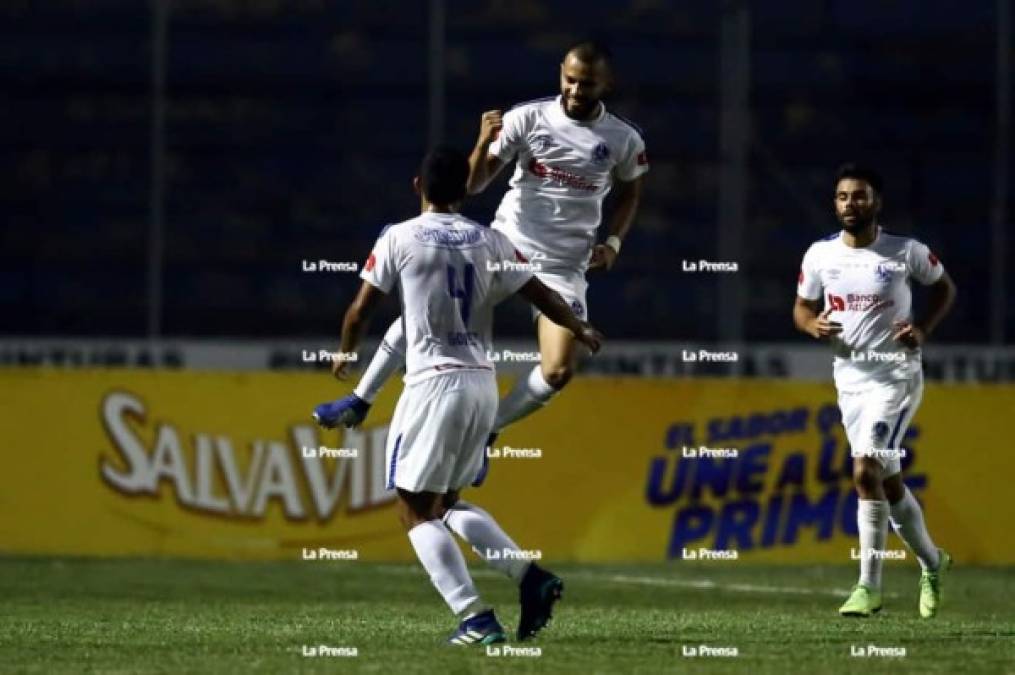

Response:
(370, 564), (901, 599)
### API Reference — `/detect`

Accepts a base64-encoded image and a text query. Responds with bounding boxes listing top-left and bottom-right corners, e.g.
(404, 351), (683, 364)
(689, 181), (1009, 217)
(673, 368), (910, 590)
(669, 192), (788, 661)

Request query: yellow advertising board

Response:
(1, 369), (1012, 563)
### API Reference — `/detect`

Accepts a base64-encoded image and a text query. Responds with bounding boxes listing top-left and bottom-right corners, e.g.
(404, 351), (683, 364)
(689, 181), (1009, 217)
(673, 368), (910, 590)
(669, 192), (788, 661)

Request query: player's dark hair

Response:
(835, 162), (884, 196)
(419, 145), (469, 205)
(566, 40), (613, 67)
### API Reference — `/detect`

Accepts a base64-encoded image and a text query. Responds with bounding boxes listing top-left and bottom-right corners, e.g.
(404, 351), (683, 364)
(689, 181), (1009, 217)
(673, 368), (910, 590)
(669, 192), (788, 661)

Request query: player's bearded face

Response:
(559, 56), (609, 120)
(834, 179), (879, 232)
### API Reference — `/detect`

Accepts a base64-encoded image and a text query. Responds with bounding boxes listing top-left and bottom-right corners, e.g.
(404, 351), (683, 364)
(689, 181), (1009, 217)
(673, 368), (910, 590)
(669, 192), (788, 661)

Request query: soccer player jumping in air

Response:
(793, 164), (957, 618)
(330, 147), (602, 644)
(319, 41), (646, 458)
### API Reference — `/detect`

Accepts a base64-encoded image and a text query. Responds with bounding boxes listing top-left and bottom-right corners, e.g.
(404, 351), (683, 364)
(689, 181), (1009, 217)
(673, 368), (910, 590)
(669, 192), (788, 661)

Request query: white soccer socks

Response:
(353, 318), (406, 403)
(889, 487), (941, 571)
(443, 501), (530, 583)
(407, 520), (487, 618)
(493, 365), (558, 430)
(857, 499), (890, 588)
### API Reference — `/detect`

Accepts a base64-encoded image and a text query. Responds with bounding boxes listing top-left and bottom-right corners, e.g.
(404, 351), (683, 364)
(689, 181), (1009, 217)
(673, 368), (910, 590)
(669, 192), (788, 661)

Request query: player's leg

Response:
(442, 491), (529, 582)
(442, 491), (564, 641)
(885, 474), (941, 570)
(885, 471), (951, 618)
(313, 319), (406, 428)
(854, 455), (889, 584)
(493, 314), (581, 431)
(354, 318), (406, 402)
(492, 272), (587, 432)
(881, 375), (950, 617)
(387, 375), (505, 645)
(838, 389), (887, 616)
(442, 371), (563, 641)
(399, 488), (504, 645)
(883, 425), (940, 573)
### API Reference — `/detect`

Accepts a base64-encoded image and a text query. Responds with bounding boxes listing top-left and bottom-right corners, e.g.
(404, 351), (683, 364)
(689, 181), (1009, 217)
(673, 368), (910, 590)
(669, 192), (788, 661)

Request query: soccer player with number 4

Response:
(793, 164), (957, 618)
(327, 147), (602, 644)
(317, 41), (647, 468)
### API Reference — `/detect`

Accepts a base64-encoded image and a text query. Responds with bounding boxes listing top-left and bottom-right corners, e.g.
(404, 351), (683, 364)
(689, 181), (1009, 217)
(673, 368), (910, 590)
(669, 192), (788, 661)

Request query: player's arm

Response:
(793, 247), (840, 339)
(467, 110), (506, 195)
(589, 175), (643, 272)
(517, 277), (604, 352)
(335, 280), (386, 380)
(794, 296), (842, 339)
(894, 270), (956, 348)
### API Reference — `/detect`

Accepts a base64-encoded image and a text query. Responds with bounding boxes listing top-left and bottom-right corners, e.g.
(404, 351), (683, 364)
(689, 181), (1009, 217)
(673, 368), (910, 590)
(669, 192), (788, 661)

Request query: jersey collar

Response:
(422, 211), (459, 225)
(839, 225), (882, 250)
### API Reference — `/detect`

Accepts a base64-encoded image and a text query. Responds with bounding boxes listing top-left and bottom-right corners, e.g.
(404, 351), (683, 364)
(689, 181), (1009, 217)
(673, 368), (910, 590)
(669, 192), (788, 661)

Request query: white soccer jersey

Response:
(797, 228), (945, 391)
(488, 95), (648, 273)
(360, 212), (533, 384)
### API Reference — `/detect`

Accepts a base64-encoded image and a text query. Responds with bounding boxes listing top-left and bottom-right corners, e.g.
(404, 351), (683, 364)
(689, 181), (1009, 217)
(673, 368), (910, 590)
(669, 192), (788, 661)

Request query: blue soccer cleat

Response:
(517, 563), (563, 640)
(447, 609), (507, 646)
(312, 394), (371, 429)
(471, 431), (498, 487)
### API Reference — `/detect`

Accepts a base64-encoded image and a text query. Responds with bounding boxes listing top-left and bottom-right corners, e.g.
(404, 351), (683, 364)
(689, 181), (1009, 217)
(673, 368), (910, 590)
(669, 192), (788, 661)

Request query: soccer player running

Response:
(793, 164), (957, 618)
(319, 41), (647, 456)
(330, 147), (603, 644)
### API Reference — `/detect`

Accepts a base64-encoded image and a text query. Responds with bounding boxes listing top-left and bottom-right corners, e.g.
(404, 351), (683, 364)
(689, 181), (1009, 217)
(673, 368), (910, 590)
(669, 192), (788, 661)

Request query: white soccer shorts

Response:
(838, 372), (924, 478)
(384, 369), (497, 493)
(528, 268), (589, 322)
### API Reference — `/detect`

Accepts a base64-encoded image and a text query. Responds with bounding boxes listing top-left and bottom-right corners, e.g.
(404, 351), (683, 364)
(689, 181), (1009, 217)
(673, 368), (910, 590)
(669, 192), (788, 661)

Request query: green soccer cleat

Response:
(919, 549), (952, 618)
(839, 583), (883, 617)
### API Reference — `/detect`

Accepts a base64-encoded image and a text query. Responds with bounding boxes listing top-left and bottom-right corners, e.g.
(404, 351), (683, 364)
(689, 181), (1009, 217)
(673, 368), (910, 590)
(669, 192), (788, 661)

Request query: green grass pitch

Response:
(1, 557), (1012, 674)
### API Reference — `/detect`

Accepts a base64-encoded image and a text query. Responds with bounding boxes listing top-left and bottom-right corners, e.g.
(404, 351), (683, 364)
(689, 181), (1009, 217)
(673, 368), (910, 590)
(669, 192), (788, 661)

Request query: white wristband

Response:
(605, 235), (622, 255)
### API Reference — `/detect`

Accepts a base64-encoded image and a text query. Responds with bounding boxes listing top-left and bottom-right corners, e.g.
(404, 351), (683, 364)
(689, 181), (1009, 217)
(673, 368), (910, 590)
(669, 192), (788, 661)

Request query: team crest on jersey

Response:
(570, 299), (585, 318)
(874, 264), (894, 283)
(530, 134), (554, 152)
(871, 421), (891, 446)
(591, 142), (611, 164)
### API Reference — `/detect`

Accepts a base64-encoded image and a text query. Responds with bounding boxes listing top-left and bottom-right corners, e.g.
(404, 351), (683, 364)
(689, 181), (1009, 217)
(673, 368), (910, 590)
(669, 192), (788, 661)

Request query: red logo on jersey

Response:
(636, 151), (648, 166)
(527, 158), (598, 191)
(928, 251), (939, 266)
(365, 253), (376, 272)
(514, 249), (528, 263)
(827, 293), (846, 311)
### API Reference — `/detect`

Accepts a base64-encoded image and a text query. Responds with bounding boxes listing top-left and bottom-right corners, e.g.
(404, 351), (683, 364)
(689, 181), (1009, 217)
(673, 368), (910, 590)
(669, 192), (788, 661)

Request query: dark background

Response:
(3, 0), (1009, 342)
